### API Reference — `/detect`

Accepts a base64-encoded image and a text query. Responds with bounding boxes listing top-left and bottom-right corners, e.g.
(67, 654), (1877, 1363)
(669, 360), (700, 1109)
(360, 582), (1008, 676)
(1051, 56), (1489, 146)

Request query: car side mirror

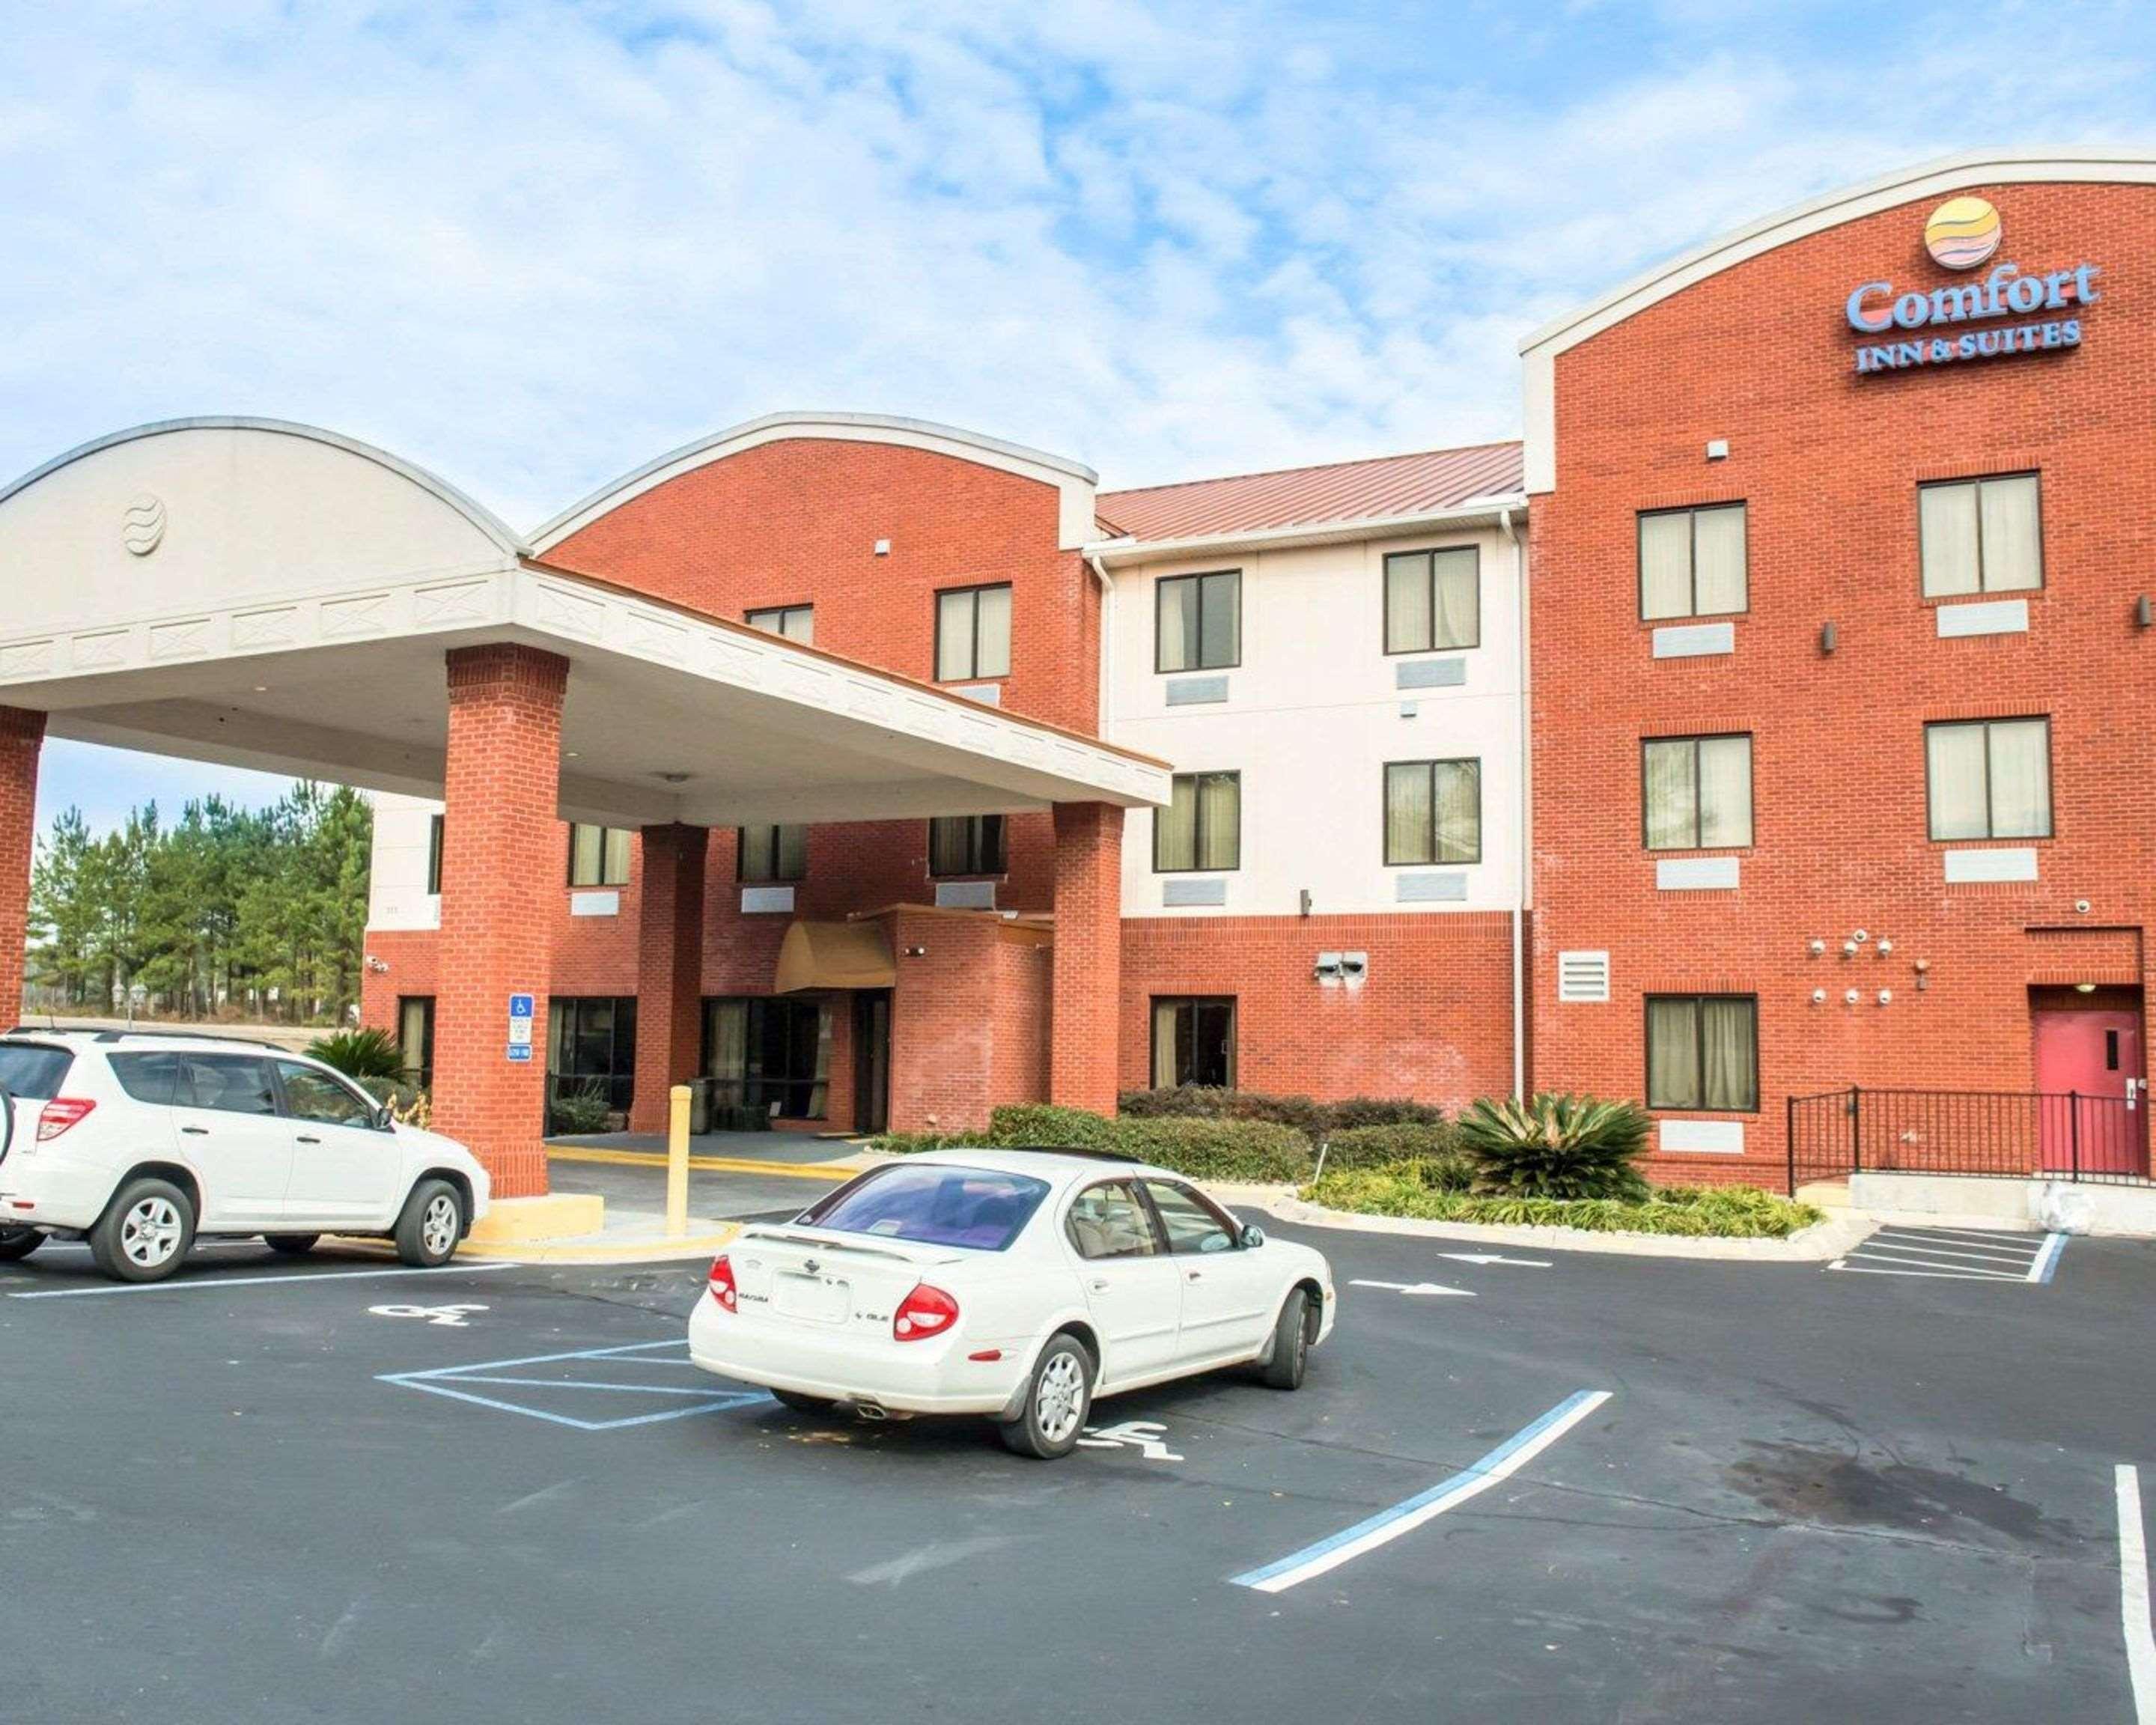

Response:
(374, 1102), (396, 1132)
(1238, 1223), (1266, 1250)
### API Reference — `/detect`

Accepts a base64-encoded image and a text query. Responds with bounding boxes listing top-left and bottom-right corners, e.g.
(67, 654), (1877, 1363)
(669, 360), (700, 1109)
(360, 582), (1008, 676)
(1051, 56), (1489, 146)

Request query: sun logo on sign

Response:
(1924, 195), (2002, 270)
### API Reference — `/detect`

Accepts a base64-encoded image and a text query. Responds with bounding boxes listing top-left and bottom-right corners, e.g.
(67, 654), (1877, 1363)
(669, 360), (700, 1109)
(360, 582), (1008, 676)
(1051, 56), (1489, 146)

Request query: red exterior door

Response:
(2032, 999), (2146, 1174)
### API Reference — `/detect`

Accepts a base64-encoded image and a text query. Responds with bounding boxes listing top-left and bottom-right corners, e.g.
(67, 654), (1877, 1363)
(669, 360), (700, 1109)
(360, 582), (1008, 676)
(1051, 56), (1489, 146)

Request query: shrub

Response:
(1323, 1096), (1447, 1131)
(546, 1080), (614, 1137)
(1116, 1086), (1443, 1137)
(871, 1107), (1312, 1184)
(986, 1104), (1120, 1149)
(1320, 1122), (1470, 1183)
(1306, 1168), (1822, 1238)
(1456, 1092), (1652, 1201)
(305, 1026), (405, 1081)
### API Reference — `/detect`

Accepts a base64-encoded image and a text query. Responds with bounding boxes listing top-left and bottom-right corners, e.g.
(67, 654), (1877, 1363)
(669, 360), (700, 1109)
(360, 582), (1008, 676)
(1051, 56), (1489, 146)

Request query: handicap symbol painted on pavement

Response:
(1076, 1419), (1183, 1461)
(369, 1302), (490, 1327)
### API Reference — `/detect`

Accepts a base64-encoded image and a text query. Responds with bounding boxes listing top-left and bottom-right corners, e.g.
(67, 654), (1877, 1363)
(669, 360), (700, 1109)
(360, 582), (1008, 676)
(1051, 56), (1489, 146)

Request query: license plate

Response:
(774, 1273), (849, 1323)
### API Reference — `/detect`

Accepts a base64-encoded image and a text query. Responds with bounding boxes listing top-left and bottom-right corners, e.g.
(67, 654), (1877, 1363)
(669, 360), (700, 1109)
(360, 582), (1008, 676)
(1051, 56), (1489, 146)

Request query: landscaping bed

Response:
(1304, 1163), (1823, 1239)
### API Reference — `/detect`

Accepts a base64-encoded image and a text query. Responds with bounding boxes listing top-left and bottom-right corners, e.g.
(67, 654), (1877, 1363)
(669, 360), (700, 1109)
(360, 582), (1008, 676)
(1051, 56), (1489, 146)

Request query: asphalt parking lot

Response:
(4, 1210), (2153, 1724)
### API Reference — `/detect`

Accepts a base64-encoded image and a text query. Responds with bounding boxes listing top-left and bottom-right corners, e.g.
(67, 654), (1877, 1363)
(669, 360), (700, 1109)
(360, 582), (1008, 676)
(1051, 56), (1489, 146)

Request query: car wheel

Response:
(393, 1179), (464, 1268)
(0, 1226), (43, 1262)
(770, 1390), (839, 1417)
(1261, 1288), (1314, 1390)
(89, 1178), (196, 1283)
(999, 1331), (1094, 1460)
(264, 1234), (320, 1256)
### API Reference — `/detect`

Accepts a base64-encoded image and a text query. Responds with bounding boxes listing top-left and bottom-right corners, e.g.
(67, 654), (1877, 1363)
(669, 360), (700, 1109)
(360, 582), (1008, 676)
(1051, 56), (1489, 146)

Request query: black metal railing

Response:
(1788, 1086), (2153, 1190)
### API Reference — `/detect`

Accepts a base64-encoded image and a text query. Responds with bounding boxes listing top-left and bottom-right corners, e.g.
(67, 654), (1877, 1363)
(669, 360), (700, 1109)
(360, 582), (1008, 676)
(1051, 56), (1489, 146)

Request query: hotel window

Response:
(547, 996), (639, 1119)
(1926, 717), (2051, 841)
(1151, 997), (1237, 1089)
(567, 823), (632, 888)
(746, 604), (814, 643)
(737, 824), (809, 883)
(1154, 772), (1240, 873)
(1919, 473), (2041, 597)
(1384, 547), (1479, 654)
(1639, 502), (1747, 621)
(1156, 569), (1241, 672)
(396, 997), (435, 1091)
(426, 814), (444, 895)
(1642, 735), (1753, 851)
(928, 814), (1006, 877)
(704, 997), (832, 1121)
(1645, 995), (1758, 1113)
(935, 582), (1013, 681)
(1383, 759), (1481, 865)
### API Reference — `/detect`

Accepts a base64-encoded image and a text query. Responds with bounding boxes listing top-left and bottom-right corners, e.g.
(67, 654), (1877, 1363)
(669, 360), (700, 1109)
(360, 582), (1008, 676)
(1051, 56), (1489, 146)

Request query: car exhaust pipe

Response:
(851, 1401), (889, 1422)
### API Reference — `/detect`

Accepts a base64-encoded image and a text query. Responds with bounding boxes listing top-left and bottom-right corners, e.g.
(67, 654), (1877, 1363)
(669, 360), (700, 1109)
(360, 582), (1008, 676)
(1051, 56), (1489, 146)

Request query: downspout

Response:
(1500, 505), (1526, 1101)
(1086, 553), (1114, 739)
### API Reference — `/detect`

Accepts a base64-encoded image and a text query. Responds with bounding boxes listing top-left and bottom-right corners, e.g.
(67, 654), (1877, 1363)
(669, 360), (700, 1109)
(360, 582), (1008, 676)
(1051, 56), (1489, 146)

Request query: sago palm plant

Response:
(1456, 1092), (1653, 1201)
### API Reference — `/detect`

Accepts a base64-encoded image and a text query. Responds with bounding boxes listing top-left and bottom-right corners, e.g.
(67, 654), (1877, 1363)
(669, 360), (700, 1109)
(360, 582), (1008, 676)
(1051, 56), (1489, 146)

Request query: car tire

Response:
(264, 1234), (320, 1256)
(998, 1331), (1095, 1460)
(1261, 1288), (1314, 1390)
(770, 1389), (839, 1417)
(89, 1178), (196, 1283)
(0, 1226), (43, 1262)
(392, 1179), (464, 1268)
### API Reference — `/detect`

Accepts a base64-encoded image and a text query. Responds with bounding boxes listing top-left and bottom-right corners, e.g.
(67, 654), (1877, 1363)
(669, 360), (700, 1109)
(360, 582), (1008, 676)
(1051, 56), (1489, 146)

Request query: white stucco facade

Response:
(1101, 521), (1526, 919)
(367, 791), (442, 934)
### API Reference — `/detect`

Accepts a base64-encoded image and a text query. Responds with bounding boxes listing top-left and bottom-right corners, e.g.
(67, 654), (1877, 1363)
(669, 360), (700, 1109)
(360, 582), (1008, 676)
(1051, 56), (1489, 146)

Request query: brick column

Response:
(630, 823), (709, 1135)
(1050, 800), (1124, 1116)
(431, 645), (568, 1199)
(0, 708), (43, 1023)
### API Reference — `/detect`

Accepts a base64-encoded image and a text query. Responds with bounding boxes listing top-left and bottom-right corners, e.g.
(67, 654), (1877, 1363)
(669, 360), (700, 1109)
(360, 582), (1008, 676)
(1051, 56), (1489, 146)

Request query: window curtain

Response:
(1700, 999), (1757, 1110)
(602, 827), (632, 886)
(1645, 998), (1699, 1108)
(705, 1000), (748, 1107)
(1693, 506), (1747, 615)
(1434, 760), (1480, 862)
(1196, 773), (1240, 871)
(1384, 762), (1432, 864)
(1199, 571), (1240, 668)
(805, 1004), (832, 1118)
(1151, 1000), (1180, 1087)
(570, 824), (604, 885)
(1643, 740), (1698, 850)
(1155, 779), (1198, 869)
(928, 817), (971, 877)
(1639, 514), (1694, 619)
(1926, 725), (1991, 839)
(1697, 737), (1753, 848)
(1431, 549), (1479, 648)
(1987, 719), (2050, 837)
(1158, 578), (1197, 671)
(1979, 475), (2041, 592)
(1920, 484), (1982, 597)
(776, 824), (808, 879)
(974, 585), (1013, 678)
(1385, 553), (1432, 653)
(936, 591), (973, 681)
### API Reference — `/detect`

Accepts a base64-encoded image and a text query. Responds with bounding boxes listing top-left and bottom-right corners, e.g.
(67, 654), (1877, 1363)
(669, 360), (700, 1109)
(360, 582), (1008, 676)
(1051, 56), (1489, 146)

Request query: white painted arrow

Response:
(1349, 1278), (1476, 1298)
(1436, 1253), (1550, 1268)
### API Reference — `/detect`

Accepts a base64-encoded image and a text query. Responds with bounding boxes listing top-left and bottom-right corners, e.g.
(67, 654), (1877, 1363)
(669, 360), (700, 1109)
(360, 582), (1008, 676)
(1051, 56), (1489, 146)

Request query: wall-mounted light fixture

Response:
(1842, 940), (1859, 958)
(1820, 621), (1837, 655)
(1811, 988), (1827, 1006)
(1809, 937), (1827, 956)
(1299, 888), (1313, 918)
(1340, 952), (1368, 985)
(1314, 952), (1345, 985)
(2075, 982), (2098, 994)
(2138, 594), (2152, 628)
(1705, 438), (1730, 461)
(1878, 989), (1892, 1006)
(874, 539), (892, 556)
(905, 944), (928, 958)
(1844, 988), (1860, 1005)
(1877, 938), (1893, 956)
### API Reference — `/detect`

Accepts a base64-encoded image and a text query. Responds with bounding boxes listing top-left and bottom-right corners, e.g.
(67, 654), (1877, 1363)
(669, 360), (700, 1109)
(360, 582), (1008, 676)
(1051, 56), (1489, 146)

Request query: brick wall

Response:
(1120, 911), (1517, 1110)
(0, 707), (42, 1021)
(1051, 803), (1124, 1113)
(1529, 180), (2156, 1188)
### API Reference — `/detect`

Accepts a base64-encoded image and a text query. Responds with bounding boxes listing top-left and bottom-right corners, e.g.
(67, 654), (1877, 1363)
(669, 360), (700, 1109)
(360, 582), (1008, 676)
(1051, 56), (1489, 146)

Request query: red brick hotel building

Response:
(0, 149), (2146, 1199)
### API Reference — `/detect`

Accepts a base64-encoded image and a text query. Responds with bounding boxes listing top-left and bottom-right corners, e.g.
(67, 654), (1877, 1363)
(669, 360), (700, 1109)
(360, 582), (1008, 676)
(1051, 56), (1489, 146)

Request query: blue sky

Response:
(6, 0), (2154, 833)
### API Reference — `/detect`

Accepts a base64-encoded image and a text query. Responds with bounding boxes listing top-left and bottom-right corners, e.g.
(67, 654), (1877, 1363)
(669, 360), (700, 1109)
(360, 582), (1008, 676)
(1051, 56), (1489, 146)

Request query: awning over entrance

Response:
(0, 419), (1171, 824)
(774, 919), (898, 994)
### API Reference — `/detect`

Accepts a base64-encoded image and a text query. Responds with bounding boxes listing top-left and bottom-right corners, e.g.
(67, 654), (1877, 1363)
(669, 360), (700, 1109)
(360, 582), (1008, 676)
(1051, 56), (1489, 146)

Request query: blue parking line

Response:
(377, 1337), (772, 1432)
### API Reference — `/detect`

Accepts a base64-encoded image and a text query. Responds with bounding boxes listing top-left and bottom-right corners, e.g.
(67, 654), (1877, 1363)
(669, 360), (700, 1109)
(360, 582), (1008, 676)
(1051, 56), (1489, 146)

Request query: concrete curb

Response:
(457, 1220), (743, 1265)
(1211, 1183), (1877, 1262)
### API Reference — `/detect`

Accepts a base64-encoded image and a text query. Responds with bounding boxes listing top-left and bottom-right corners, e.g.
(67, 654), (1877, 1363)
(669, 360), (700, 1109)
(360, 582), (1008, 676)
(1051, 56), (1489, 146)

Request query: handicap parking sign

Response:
(508, 992), (535, 1061)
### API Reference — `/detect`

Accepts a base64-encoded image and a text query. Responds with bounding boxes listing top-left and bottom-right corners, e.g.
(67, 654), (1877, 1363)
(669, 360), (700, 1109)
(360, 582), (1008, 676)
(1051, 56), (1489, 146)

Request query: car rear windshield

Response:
(0, 1042), (75, 1101)
(795, 1164), (1049, 1253)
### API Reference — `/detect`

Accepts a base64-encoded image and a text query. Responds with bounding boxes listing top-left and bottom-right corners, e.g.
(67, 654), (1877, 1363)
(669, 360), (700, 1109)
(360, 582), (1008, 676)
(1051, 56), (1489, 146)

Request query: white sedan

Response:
(687, 1149), (1336, 1458)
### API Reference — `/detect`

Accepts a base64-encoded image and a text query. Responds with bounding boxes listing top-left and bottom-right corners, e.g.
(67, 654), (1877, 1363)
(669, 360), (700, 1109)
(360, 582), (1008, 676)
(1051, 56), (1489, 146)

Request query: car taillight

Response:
(893, 1283), (958, 1342)
(707, 1253), (737, 1312)
(37, 1098), (95, 1142)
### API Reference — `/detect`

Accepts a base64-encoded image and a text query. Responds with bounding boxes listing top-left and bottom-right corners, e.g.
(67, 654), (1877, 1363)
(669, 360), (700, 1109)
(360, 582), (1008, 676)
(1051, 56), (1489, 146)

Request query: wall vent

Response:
(1558, 950), (1611, 1003)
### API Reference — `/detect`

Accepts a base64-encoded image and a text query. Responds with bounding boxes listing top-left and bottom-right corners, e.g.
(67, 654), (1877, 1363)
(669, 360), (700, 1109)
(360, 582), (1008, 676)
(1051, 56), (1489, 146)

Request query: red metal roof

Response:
(1095, 441), (1523, 542)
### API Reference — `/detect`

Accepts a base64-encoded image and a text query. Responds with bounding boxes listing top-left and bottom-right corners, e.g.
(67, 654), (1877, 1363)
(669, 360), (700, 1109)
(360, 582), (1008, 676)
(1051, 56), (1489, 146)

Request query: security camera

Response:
(1852, 929), (1869, 944)
(2076, 898), (2092, 915)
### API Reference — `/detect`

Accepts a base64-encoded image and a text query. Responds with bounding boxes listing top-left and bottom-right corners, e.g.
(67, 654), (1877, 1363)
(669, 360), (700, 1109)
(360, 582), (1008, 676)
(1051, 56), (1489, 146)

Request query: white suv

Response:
(0, 1030), (490, 1283)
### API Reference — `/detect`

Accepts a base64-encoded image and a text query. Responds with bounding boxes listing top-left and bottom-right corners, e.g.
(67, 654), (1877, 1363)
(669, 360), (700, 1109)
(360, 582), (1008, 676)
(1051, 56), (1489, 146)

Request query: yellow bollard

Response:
(666, 1083), (692, 1239)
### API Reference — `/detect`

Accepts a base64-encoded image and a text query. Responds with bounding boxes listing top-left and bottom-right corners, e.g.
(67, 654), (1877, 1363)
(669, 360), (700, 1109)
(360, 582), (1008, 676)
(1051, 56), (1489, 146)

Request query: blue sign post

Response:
(507, 992), (535, 1063)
